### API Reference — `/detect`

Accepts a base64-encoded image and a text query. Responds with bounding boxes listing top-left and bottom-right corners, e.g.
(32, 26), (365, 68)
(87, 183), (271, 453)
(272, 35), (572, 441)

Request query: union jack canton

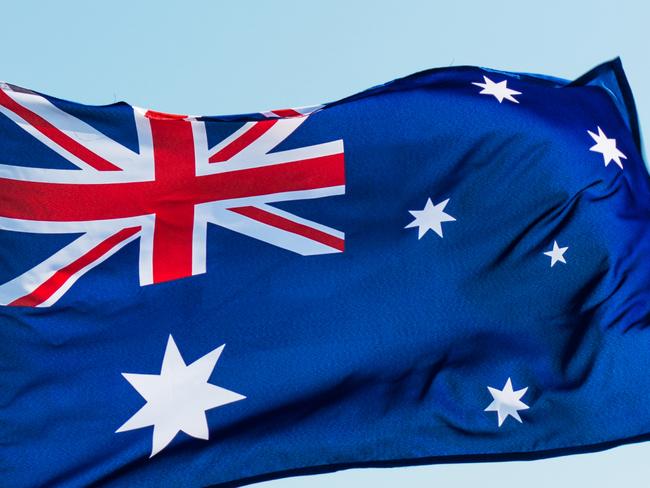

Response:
(0, 86), (344, 307)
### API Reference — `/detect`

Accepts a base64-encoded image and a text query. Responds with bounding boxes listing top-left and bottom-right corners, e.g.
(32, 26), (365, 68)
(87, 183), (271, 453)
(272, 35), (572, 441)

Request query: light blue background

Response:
(1, 1), (648, 486)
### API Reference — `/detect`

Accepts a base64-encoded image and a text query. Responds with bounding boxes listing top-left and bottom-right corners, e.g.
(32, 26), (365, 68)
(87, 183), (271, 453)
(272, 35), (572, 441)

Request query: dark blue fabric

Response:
(1, 58), (650, 487)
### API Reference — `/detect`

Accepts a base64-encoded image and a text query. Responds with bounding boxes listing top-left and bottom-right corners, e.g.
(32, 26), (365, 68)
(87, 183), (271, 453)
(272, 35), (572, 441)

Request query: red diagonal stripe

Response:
(145, 110), (188, 120)
(271, 109), (303, 117)
(9, 227), (140, 307)
(209, 120), (277, 163)
(229, 206), (344, 252)
(0, 89), (122, 171)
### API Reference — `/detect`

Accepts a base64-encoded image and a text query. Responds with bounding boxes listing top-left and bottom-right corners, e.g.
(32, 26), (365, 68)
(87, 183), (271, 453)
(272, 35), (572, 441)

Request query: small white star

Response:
(472, 76), (521, 103)
(485, 378), (529, 427)
(588, 126), (626, 169)
(116, 335), (245, 457)
(544, 240), (568, 267)
(405, 198), (456, 239)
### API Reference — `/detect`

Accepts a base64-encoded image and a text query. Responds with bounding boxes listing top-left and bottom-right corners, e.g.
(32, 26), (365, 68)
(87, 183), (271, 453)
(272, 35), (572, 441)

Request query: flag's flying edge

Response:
(569, 57), (643, 155)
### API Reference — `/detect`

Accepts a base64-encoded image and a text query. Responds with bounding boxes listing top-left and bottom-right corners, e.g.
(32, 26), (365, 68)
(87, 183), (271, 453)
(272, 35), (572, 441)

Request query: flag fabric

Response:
(1, 58), (649, 487)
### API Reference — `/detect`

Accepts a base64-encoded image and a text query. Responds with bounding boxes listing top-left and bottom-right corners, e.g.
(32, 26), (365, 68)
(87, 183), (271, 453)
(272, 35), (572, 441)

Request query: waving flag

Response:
(1, 59), (649, 487)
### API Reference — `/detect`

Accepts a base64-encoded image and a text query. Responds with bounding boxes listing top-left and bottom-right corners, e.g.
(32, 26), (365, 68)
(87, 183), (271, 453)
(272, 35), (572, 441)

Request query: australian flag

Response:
(1, 58), (649, 487)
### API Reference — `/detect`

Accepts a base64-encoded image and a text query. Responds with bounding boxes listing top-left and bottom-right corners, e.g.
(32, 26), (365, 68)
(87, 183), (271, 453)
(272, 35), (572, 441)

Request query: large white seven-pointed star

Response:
(588, 126), (626, 169)
(485, 378), (529, 427)
(544, 240), (568, 267)
(405, 198), (456, 239)
(116, 335), (245, 457)
(472, 76), (521, 103)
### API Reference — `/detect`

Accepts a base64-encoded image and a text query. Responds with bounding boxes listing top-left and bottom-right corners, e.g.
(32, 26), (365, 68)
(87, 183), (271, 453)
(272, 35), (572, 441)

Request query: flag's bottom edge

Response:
(205, 431), (650, 488)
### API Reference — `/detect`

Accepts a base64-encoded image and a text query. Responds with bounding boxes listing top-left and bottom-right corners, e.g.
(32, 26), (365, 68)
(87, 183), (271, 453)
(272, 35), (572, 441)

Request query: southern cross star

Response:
(405, 198), (456, 239)
(485, 378), (529, 427)
(544, 240), (568, 267)
(116, 335), (245, 457)
(588, 126), (626, 169)
(472, 76), (521, 103)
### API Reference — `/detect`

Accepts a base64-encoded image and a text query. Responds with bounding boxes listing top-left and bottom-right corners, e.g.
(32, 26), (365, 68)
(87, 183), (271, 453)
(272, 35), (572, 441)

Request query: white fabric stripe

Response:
(192, 121), (212, 179)
(191, 120), (209, 173)
(137, 214), (155, 286)
(192, 210), (209, 276)
(0, 215), (149, 234)
(132, 107), (154, 172)
(0, 163), (153, 183)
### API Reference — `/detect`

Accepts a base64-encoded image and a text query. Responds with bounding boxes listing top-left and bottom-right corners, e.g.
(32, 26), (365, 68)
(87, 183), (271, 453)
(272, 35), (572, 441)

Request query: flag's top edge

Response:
(0, 58), (642, 152)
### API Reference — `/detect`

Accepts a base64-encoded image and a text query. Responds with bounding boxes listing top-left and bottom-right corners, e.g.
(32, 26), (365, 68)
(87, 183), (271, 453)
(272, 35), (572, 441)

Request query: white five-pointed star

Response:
(544, 240), (568, 267)
(116, 335), (245, 457)
(405, 198), (456, 239)
(472, 76), (521, 103)
(485, 378), (529, 427)
(588, 126), (626, 169)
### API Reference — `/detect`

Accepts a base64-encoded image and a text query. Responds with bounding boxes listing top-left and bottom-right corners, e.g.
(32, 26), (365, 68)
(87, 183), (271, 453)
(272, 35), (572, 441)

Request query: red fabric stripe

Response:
(209, 120), (277, 163)
(0, 89), (122, 171)
(148, 117), (197, 283)
(230, 206), (344, 252)
(9, 227), (140, 307)
(271, 109), (303, 117)
(0, 153), (345, 222)
(145, 110), (188, 120)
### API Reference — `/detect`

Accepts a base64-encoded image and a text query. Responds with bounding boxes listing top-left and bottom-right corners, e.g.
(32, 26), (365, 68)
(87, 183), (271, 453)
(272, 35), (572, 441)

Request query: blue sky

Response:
(1, 1), (648, 486)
